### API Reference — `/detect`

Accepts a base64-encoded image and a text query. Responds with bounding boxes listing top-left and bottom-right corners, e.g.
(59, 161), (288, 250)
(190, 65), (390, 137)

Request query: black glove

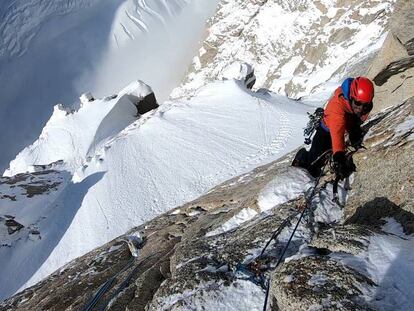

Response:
(349, 134), (363, 149)
(332, 152), (356, 179)
(349, 126), (365, 149)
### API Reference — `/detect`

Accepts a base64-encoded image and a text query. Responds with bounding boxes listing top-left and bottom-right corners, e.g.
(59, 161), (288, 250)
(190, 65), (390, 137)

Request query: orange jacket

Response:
(322, 87), (369, 154)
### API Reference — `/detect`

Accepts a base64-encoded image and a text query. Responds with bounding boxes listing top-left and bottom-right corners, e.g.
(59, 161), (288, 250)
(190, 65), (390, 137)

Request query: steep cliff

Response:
(1, 0), (413, 310)
(171, 0), (395, 100)
(1, 61), (413, 311)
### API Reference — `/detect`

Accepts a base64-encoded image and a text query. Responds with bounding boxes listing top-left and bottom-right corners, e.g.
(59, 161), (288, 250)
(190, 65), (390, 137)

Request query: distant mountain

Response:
(171, 0), (396, 100)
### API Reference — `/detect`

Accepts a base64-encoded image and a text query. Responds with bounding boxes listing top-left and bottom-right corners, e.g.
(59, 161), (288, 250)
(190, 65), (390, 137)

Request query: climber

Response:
(292, 76), (374, 178)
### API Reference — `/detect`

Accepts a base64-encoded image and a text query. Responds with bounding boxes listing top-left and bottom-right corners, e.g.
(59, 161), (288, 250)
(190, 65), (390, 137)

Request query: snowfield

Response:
(0, 79), (311, 299)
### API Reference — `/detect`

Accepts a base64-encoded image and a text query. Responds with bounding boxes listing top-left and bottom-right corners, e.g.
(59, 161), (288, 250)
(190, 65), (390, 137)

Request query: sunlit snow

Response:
(0, 79), (311, 299)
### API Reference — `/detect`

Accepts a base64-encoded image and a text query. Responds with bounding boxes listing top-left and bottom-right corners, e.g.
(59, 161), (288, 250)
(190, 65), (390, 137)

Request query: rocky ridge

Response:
(1, 74), (413, 311)
(1, 0), (414, 310)
(367, 0), (414, 114)
(171, 0), (395, 100)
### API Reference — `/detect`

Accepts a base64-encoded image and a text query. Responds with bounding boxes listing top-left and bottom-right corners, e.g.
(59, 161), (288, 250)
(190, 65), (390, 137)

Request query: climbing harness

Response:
(303, 107), (324, 145)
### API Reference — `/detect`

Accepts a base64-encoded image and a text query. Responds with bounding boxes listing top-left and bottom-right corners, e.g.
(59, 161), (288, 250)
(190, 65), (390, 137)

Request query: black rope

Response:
(96, 251), (161, 311)
(259, 150), (333, 260)
(259, 214), (297, 258)
(262, 159), (329, 311)
(82, 257), (135, 311)
(83, 278), (116, 311)
(97, 263), (141, 311)
(309, 149), (332, 167)
(332, 176), (341, 205)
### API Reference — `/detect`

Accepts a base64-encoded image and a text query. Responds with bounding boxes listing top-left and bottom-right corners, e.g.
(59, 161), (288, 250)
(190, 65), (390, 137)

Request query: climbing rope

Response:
(97, 264), (139, 311)
(261, 145), (365, 309)
(83, 257), (135, 311)
(259, 214), (298, 258)
(262, 158), (330, 311)
(82, 237), (147, 311)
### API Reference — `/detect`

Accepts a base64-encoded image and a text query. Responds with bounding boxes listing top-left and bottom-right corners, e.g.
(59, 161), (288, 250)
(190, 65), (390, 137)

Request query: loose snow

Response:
(328, 218), (414, 310)
(365, 219), (414, 310)
(311, 181), (348, 225)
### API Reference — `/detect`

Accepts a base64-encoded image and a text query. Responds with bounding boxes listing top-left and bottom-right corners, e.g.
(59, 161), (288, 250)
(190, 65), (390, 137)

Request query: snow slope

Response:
(0, 79), (311, 300)
(0, 0), (219, 173)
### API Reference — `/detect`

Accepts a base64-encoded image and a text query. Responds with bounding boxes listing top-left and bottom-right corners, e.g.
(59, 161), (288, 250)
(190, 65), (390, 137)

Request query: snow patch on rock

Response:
(154, 279), (264, 311)
(257, 167), (314, 212)
(206, 208), (258, 237)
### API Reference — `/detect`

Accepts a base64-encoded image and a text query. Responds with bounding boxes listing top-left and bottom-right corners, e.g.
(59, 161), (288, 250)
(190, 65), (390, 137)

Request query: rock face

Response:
(118, 80), (159, 115)
(269, 97), (414, 310)
(271, 254), (376, 311)
(268, 24), (414, 307)
(367, 0), (414, 114)
(388, 0), (414, 50)
(1, 1), (414, 310)
(1, 72), (413, 311)
(0, 156), (306, 310)
(171, 0), (395, 99)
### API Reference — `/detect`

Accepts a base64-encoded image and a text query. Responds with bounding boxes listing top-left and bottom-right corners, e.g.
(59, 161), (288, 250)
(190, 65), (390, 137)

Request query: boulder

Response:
(220, 62), (256, 89)
(118, 80), (159, 115)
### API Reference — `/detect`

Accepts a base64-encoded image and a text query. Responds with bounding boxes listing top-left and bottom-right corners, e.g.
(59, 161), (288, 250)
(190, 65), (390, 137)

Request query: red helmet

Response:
(350, 77), (374, 103)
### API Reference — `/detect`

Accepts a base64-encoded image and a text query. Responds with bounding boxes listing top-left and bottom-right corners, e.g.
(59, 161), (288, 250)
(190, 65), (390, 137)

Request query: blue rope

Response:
(262, 161), (328, 311)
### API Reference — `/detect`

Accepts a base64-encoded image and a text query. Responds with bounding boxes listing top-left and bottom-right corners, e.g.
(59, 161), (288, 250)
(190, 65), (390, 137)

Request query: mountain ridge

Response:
(1, 0), (413, 309)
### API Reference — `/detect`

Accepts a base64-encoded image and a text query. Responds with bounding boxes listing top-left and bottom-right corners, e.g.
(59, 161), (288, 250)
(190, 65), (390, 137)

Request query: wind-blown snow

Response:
(0, 79), (311, 299)
(311, 181), (348, 224)
(393, 115), (414, 142)
(4, 81), (148, 176)
(366, 219), (414, 310)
